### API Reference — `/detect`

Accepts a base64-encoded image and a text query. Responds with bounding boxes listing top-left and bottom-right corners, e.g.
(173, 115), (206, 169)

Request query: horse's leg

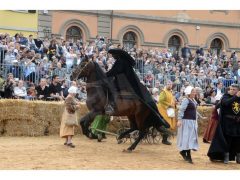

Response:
(117, 116), (137, 143)
(80, 113), (91, 137)
(80, 111), (99, 138)
(124, 130), (146, 152)
(117, 128), (135, 144)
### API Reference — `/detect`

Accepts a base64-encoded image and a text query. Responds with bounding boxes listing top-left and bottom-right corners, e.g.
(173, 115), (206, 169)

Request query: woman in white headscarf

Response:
(177, 86), (205, 164)
(60, 86), (80, 148)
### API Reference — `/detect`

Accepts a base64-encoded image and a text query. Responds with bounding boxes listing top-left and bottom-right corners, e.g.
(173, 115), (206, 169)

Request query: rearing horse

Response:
(71, 58), (169, 152)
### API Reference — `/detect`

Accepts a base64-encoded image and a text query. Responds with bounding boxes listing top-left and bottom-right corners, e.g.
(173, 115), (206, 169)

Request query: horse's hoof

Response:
(97, 134), (102, 142)
(122, 149), (132, 153)
(117, 139), (123, 144)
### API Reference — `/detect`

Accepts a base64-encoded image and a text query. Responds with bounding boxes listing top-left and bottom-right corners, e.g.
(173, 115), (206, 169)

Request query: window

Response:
(11, 10), (36, 13)
(66, 26), (82, 42)
(168, 35), (181, 53)
(11, 10), (28, 13)
(210, 38), (223, 56)
(123, 31), (137, 51)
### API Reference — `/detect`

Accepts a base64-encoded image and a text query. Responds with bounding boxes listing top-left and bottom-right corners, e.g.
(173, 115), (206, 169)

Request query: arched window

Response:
(66, 26), (82, 42)
(168, 35), (181, 53)
(123, 31), (137, 51)
(210, 38), (223, 56)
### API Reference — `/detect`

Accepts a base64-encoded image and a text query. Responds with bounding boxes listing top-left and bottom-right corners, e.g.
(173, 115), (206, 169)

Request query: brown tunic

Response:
(60, 95), (78, 138)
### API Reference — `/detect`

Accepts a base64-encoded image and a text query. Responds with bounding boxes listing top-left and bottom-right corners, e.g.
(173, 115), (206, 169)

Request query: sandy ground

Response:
(0, 135), (239, 170)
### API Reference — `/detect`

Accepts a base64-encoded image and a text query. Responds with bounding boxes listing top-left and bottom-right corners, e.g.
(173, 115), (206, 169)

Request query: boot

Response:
(236, 153), (240, 164)
(102, 133), (107, 139)
(162, 134), (172, 145)
(186, 150), (193, 164)
(224, 152), (229, 164)
(203, 138), (210, 144)
(180, 150), (187, 160)
(105, 104), (115, 115)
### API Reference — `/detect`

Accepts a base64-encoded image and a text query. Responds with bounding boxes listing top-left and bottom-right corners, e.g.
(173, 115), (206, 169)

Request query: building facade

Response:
(0, 10), (52, 38)
(50, 10), (240, 55)
(0, 10), (39, 37)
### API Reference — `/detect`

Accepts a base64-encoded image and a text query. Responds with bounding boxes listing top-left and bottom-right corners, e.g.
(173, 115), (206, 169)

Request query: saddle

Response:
(116, 91), (135, 100)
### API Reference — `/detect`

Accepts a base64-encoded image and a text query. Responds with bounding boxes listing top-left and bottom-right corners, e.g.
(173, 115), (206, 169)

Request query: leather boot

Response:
(224, 152), (229, 164)
(186, 150), (193, 164)
(105, 103), (116, 115)
(180, 150), (187, 160)
(162, 134), (172, 145)
(236, 153), (240, 164)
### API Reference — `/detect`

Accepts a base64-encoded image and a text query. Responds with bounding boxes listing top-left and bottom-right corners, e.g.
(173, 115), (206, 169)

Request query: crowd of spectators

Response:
(0, 32), (239, 105)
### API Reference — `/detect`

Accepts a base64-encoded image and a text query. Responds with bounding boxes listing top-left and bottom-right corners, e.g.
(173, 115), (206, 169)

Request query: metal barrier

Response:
(0, 60), (238, 92)
(0, 62), (70, 85)
(136, 72), (238, 92)
(1, 63), (41, 84)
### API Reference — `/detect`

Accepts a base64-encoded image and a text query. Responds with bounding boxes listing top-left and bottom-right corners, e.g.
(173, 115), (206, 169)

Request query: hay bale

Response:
(46, 102), (64, 135)
(107, 116), (130, 133)
(0, 120), (5, 136)
(0, 99), (214, 136)
(197, 106), (214, 136)
(5, 118), (48, 136)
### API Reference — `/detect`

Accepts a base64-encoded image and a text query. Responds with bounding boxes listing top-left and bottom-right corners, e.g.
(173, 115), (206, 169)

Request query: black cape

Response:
(207, 93), (240, 161)
(107, 49), (170, 128)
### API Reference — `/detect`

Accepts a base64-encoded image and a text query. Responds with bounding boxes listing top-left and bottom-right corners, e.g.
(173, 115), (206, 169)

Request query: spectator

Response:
(13, 80), (27, 99)
(4, 73), (15, 98)
(152, 87), (159, 103)
(61, 80), (69, 98)
(48, 39), (57, 61)
(77, 81), (87, 101)
(28, 35), (37, 51)
(34, 34), (43, 54)
(65, 48), (76, 73)
(36, 78), (50, 100)
(26, 83), (37, 100)
(181, 43), (192, 64)
(215, 82), (224, 97)
(24, 57), (36, 83)
(0, 72), (5, 98)
(52, 62), (66, 81)
(7, 60), (22, 79)
(205, 90), (217, 105)
(48, 75), (64, 101)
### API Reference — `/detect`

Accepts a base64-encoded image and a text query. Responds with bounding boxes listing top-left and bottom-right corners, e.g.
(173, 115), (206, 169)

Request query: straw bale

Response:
(0, 99), (213, 136)
(107, 116), (130, 133)
(197, 106), (214, 135)
(5, 118), (48, 136)
(0, 120), (5, 136)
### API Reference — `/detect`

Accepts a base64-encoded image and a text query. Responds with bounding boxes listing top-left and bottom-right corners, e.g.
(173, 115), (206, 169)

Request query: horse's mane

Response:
(93, 61), (107, 80)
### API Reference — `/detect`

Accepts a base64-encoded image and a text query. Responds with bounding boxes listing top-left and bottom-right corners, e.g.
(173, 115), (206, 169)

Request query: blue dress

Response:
(177, 98), (199, 151)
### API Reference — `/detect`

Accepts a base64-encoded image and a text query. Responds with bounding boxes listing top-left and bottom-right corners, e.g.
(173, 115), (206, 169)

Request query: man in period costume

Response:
(157, 80), (176, 130)
(106, 48), (171, 144)
(207, 84), (240, 164)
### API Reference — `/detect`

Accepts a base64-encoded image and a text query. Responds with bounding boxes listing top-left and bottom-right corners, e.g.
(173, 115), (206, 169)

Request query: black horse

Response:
(71, 58), (170, 152)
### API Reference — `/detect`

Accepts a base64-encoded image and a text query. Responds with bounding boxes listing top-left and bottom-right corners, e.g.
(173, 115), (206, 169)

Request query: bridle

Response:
(73, 61), (90, 81)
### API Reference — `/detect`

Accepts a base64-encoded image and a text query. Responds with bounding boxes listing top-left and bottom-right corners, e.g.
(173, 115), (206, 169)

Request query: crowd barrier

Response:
(0, 99), (213, 136)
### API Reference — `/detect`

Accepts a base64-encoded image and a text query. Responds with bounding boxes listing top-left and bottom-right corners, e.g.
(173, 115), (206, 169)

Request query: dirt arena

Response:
(0, 135), (239, 170)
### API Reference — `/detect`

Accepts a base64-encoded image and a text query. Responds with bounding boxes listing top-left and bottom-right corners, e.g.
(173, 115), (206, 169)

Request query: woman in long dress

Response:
(60, 86), (79, 148)
(177, 86), (205, 164)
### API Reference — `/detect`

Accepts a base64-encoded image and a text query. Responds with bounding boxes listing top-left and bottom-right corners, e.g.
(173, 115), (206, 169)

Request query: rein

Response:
(73, 61), (90, 81)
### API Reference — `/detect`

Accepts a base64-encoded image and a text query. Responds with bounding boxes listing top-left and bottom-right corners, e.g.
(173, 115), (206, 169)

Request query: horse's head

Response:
(70, 58), (93, 81)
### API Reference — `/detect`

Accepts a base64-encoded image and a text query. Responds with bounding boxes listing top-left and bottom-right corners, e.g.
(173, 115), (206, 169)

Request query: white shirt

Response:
(14, 86), (27, 97)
